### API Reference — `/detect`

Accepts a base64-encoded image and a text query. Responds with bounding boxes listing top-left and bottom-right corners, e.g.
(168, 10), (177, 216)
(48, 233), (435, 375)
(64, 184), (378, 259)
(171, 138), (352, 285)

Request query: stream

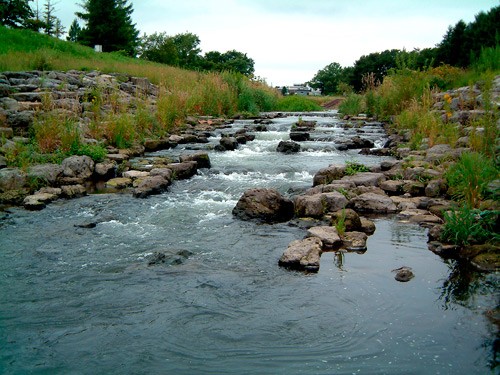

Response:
(0, 113), (498, 374)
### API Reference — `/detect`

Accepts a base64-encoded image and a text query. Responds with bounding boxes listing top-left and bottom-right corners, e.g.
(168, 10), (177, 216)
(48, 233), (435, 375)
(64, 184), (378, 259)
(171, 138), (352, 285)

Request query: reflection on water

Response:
(0, 114), (498, 374)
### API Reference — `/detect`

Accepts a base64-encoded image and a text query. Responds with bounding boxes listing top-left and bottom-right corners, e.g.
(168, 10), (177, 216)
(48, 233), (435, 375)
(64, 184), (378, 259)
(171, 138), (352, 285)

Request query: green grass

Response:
(445, 152), (499, 208)
(275, 96), (323, 112)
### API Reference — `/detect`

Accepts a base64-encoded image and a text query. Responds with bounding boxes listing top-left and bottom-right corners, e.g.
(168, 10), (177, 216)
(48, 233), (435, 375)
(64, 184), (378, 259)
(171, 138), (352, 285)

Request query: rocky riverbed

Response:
(0, 71), (499, 275)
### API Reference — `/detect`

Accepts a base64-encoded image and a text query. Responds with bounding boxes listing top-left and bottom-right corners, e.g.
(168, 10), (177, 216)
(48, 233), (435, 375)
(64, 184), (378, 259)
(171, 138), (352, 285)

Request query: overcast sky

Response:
(57, 0), (499, 86)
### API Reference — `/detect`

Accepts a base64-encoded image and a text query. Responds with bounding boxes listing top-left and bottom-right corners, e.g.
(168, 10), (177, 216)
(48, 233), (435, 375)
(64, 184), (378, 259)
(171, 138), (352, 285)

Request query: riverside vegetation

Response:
(0, 26), (499, 272)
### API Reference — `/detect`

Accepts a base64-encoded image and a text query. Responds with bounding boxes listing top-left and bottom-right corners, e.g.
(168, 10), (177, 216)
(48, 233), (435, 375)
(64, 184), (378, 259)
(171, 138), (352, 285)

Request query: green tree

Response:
(202, 49), (255, 76)
(350, 49), (399, 92)
(138, 32), (179, 66)
(309, 62), (344, 95)
(42, 0), (57, 36)
(76, 0), (139, 56)
(0, 0), (34, 28)
(436, 20), (468, 67)
(170, 32), (201, 69)
(67, 18), (81, 42)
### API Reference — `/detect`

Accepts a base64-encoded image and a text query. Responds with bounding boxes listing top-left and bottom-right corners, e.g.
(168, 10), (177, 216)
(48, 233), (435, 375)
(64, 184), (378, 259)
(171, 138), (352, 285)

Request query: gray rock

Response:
(276, 140), (300, 154)
(289, 132), (310, 141)
(94, 160), (117, 179)
(61, 155), (95, 179)
(360, 217), (376, 235)
(342, 231), (368, 251)
(23, 193), (57, 211)
(349, 192), (397, 213)
(166, 161), (197, 180)
(0, 168), (27, 191)
(278, 237), (323, 272)
(61, 184), (87, 198)
(313, 165), (346, 186)
(28, 163), (63, 186)
(232, 188), (294, 223)
(219, 136), (238, 151)
(105, 177), (132, 189)
(294, 191), (348, 218)
(150, 168), (173, 180)
(306, 226), (342, 249)
(392, 267), (414, 282)
(133, 175), (171, 198)
(330, 208), (362, 232)
(380, 180), (405, 195)
(179, 152), (211, 169)
(341, 172), (386, 187)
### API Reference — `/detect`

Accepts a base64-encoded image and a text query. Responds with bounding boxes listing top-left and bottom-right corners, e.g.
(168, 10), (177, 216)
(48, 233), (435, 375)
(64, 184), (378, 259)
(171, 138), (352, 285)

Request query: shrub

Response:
(338, 94), (364, 115)
(445, 152), (499, 208)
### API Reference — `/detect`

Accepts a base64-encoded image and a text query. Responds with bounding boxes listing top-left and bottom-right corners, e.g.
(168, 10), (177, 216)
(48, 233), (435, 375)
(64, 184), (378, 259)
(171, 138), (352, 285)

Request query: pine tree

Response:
(67, 18), (81, 42)
(0, 0), (34, 28)
(76, 0), (139, 56)
(42, 0), (57, 35)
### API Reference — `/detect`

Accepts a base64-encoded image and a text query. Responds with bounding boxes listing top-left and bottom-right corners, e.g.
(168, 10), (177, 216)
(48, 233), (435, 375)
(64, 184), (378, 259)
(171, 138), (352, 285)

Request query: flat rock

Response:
(60, 184), (87, 198)
(341, 172), (386, 187)
(123, 170), (150, 179)
(105, 177), (132, 189)
(306, 226), (342, 249)
(349, 192), (397, 213)
(23, 193), (58, 210)
(278, 237), (323, 272)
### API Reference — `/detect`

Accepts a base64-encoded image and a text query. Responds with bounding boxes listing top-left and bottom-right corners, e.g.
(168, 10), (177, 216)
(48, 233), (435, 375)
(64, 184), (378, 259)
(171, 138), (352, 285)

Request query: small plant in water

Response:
(334, 208), (347, 236)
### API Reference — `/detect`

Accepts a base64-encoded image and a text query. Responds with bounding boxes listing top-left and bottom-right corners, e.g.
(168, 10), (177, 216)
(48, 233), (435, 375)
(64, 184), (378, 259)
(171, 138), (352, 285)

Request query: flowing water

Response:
(0, 113), (498, 374)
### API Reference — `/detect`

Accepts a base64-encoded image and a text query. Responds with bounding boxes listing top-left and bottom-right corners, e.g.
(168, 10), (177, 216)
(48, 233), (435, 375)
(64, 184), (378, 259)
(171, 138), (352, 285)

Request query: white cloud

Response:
(57, 0), (499, 86)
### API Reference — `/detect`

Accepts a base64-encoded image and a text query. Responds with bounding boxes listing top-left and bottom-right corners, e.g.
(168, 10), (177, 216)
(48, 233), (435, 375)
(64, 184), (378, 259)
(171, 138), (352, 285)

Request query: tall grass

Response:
(445, 152), (499, 208)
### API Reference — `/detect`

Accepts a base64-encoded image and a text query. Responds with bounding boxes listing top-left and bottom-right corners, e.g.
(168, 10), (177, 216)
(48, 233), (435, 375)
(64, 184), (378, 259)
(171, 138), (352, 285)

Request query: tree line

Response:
(309, 5), (499, 95)
(0, 0), (255, 76)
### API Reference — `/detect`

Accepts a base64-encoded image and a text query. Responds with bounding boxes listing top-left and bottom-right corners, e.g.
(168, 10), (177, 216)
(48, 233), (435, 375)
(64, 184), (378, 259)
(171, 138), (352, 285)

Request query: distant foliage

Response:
(139, 32), (255, 76)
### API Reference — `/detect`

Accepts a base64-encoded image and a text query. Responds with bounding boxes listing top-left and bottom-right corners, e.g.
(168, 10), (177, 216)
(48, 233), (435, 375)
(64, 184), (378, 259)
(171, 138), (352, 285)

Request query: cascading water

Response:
(0, 113), (497, 374)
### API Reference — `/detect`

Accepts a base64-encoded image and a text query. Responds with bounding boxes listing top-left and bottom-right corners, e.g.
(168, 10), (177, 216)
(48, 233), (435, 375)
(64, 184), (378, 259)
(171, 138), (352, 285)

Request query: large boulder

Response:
(294, 191), (348, 218)
(219, 136), (238, 151)
(133, 175), (171, 198)
(276, 140), (300, 154)
(179, 152), (211, 169)
(278, 237), (323, 272)
(61, 155), (95, 180)
(349, 192), (397, 213)
(166, 161), (197, 180)
(232, 188), (294, 223)
(330, 208), (362, 232)
(313, 165), (346, 186)
(0, 168), (27, 192)
(28, 163), (63, 186)
(290, 132), (310, 141)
